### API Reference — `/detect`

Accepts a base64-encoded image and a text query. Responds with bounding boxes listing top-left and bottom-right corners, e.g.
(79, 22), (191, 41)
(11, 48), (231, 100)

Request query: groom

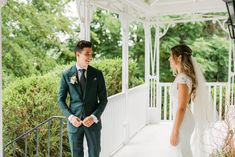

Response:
(58, 40), (108, 157)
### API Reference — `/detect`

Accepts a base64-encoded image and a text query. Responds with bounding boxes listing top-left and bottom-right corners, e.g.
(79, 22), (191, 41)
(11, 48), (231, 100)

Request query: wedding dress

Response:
(169, 57), (216, 157)
(170, 73), (195, 157)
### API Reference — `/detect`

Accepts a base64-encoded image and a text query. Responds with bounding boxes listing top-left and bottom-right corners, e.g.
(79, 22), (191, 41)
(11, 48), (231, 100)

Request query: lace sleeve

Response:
(176, 73), (192, 93)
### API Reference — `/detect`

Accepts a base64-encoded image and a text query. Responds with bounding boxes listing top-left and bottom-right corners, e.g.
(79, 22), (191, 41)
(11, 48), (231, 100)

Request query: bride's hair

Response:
(171, 44), (197, 98)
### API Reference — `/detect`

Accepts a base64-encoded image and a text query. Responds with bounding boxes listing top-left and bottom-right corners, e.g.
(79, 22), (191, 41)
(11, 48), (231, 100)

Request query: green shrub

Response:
(91, 58), (144, 96)
(3, 64), (71, 156)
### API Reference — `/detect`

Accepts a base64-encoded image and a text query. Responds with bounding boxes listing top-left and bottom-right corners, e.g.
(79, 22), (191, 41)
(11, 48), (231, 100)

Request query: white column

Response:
(144, 22), (151, 124)
(76, 0), (93, 41)
(155, 24), (160, 84)
(155, 24), (161, 121)
(120, 12), (129, 144)
(120, 13), (129, 93)
(216, 19), (231, 113)
(0, 1), (7, 156)
(226, 38), (232, 111)
(144, 22), (150, 83)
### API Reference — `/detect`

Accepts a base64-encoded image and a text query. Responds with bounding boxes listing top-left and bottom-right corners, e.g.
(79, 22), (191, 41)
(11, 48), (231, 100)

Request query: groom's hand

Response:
(83, 116), (94, 127)
(71, 116), (82, 127)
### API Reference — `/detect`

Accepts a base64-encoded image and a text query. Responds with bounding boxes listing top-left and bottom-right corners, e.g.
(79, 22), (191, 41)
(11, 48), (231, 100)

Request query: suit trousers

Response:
(68, 124), (101, 157)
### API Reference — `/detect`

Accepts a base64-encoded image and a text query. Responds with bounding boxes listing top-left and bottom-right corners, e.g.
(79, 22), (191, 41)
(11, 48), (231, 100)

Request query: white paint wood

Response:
(76, 0), (93, 41)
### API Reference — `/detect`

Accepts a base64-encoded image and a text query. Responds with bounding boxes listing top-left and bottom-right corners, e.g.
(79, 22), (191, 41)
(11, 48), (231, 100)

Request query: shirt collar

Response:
(76, 63), (88, 71)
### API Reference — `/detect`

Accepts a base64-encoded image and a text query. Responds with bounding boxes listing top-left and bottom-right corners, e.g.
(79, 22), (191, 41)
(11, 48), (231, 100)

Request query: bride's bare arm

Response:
(171, 83), (190, 146)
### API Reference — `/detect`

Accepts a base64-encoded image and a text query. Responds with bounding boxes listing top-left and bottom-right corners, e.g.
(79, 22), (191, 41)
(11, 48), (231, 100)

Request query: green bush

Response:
(91, 58), (144, 96)
(3, 64), (71, 156)
(3, 58), (144, 156)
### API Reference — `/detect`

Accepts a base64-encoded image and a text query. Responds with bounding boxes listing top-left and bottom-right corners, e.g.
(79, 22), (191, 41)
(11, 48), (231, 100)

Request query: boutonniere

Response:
(70, 74), (78, 84)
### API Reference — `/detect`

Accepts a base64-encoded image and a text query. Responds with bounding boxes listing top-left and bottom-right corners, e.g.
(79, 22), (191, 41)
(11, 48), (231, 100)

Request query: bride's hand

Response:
(170, 130), (179, 146)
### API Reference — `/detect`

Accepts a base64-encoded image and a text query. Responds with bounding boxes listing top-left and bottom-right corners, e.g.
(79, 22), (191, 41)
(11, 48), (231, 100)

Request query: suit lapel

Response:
(69, 65), (83, 99)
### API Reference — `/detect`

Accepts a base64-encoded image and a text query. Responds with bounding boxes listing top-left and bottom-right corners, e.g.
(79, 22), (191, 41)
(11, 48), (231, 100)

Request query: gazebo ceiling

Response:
(136, 0), (226, 16)
(143, 0), (227, 24)
(91, 0), (227, 22)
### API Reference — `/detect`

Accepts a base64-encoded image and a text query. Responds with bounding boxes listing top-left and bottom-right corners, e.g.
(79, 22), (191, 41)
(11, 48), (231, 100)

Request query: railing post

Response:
(144, 21), (151, 124)
(13, 137), (16, 157)
(36, 129), (39, 157)
(47, 120), (51, 157)
(59, 119), (63, 157)
(24, 135), (28, 157)
(120, 9), (130, 144)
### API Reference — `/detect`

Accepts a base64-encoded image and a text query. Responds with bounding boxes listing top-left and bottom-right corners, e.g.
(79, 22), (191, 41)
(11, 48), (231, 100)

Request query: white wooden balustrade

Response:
(152, 82), (229, 122)
(100, 84), (148, 157)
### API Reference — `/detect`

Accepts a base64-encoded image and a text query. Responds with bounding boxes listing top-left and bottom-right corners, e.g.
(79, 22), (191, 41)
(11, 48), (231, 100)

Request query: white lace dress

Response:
(170, 73), (195, 157)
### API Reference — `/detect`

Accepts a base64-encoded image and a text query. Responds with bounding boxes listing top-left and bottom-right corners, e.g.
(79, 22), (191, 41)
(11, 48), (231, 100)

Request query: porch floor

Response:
(113, 122), (176, 157)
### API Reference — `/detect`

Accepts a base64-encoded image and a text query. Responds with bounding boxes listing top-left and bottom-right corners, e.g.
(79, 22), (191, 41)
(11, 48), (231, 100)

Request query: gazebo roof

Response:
(91, 0), (227, 23)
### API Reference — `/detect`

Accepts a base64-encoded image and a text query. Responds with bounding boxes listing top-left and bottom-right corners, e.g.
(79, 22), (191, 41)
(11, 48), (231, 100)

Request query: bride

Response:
(169, 44), (216, 157)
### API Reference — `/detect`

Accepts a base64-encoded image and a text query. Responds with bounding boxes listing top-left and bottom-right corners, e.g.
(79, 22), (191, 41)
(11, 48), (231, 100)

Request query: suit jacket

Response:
(58, 64), (108, 133)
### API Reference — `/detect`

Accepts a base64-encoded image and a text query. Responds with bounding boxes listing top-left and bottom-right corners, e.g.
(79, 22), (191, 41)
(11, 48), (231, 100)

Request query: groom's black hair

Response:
(74, 40), (92, 53)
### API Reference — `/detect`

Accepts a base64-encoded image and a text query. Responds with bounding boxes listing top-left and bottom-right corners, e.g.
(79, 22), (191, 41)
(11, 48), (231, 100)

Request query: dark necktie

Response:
(79, 69), (86, 93)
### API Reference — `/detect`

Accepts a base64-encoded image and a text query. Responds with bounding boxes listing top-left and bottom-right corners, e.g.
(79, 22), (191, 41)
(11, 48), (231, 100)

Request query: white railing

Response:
(100, 92), (126, 157)
(127, 84), (148, 138)
(153, 82), (229, 121)
(100, 84), (148, 157)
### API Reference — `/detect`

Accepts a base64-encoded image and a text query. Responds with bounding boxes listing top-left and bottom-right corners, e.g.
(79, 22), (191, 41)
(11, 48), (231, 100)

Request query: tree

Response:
(2, 0), (77, 86)
(160, 21), (228, 82)
(91, 9), (122, 59)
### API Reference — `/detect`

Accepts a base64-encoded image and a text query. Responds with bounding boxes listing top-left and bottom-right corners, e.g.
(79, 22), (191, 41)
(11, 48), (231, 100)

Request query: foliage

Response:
(91, 58), (144, 96)
(191, 35), (229, 82)
(2, 0), (77, 86)
(160, 23), (229, 82)
(91, 9), (122, 58)
(3, 64), (71, 156)
(129, 22), (145, 80)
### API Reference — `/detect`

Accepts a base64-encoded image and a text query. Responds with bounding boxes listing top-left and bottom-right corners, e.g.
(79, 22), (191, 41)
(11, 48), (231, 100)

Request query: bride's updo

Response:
(171, 44), (197, 98)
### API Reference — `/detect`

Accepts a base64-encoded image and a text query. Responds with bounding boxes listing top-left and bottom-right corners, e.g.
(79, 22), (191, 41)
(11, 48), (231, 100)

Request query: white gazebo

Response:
(1, 0), (234, 157)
